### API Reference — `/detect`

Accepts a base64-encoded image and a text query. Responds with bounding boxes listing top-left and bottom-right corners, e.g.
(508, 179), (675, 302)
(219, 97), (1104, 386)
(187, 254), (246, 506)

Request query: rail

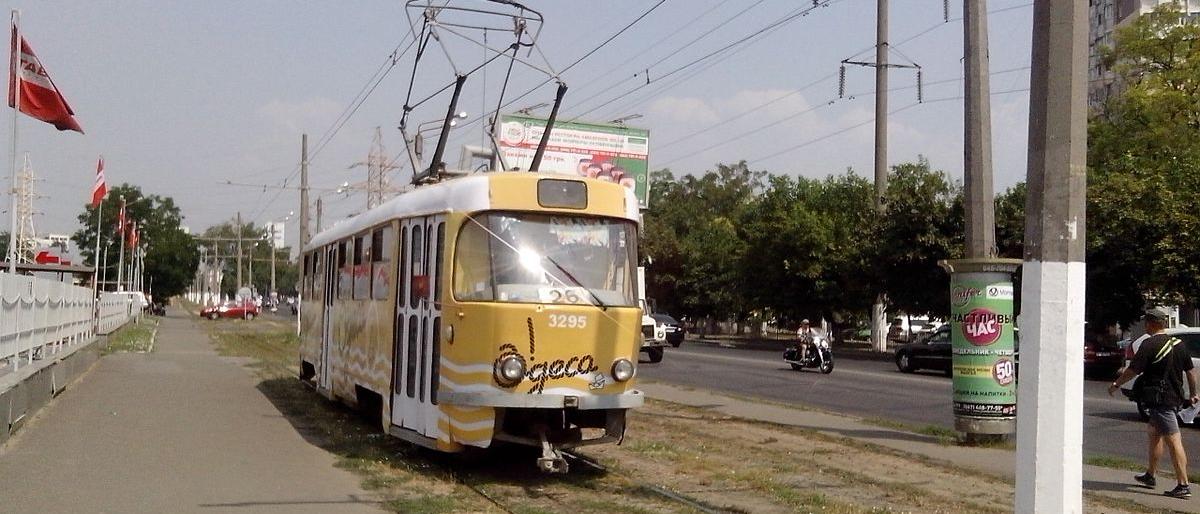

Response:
(0, 273), (136, 372)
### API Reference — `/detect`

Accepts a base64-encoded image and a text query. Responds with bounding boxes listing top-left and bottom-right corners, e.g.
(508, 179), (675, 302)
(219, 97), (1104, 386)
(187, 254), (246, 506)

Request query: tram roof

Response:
(304, 172), (639, 252)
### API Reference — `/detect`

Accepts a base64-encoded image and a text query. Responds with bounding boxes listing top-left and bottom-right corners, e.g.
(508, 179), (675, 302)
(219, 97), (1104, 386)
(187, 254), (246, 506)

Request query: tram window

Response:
(434, 222), (445, 304)
(430, 318), (440, 405)
(337, 241), (349, 300)
(420, 317), (428, 403)
(372, 226), (393, 301)
(406, 314), (417, 398)
(453, 217), (494, 301)
(399, 226), (408, 304)
(410, 227), (424, 309)
(353, 235), (368, 300)
(393, 316), (404, 395)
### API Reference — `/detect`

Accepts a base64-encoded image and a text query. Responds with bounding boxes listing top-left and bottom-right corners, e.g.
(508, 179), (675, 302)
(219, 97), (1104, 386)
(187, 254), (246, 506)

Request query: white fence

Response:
(98, 292), (137, 335)
(0, 274), (135, 371)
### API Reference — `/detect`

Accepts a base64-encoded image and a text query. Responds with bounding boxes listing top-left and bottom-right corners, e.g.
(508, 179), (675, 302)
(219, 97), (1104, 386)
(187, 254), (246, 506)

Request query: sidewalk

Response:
(0, 308), (380, 513)
(640, 380), (1200, 513)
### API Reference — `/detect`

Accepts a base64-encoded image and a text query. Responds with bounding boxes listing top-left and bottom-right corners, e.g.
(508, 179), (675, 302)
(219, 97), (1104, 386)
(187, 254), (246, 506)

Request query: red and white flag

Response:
(8, 24), (82, 133)
(91, 156), (106, 207)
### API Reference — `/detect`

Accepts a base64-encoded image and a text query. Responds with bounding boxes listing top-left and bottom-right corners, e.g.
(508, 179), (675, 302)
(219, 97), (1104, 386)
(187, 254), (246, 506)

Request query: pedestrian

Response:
(1109, 307), (1199, 499)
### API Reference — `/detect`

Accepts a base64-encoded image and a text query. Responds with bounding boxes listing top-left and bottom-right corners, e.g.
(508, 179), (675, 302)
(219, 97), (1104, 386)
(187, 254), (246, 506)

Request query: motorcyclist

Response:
(797, 319), (816, 363)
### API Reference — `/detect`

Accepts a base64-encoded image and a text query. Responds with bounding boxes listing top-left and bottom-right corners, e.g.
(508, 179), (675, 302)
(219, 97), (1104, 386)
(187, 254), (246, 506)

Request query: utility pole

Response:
(236, 211), (243, 290)
(870, 0), (890, 354)
(1015, 1), (1087, 512)
(964, 1), (996, 258)
(299, 133), (311, 250)
(270, 223), (277, 298)
(315, 198), (323, 235)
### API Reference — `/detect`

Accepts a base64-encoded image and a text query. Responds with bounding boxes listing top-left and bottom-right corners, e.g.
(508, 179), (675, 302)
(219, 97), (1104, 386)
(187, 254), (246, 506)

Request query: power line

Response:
(567, 0), (842, 123)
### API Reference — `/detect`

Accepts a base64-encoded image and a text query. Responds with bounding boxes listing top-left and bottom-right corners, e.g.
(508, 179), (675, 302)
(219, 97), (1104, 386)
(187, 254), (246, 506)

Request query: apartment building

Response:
(1089, 0), (1200, 107)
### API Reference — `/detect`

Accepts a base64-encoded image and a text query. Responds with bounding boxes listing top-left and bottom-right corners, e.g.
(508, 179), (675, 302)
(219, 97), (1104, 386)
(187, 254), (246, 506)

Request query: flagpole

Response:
(6, 9), (20, 274)
(116, 197), (125, 291)
(91, 197), (102, 297)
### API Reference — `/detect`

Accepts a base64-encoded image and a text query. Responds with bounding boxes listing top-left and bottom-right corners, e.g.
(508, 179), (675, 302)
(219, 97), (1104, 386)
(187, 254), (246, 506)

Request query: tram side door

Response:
(392, 215), (444, 436)
(319, 244), (336, 393)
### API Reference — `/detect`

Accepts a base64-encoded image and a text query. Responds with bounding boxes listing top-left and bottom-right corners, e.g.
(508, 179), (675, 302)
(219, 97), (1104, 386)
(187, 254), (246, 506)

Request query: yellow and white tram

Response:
(298, 172), (643, 470)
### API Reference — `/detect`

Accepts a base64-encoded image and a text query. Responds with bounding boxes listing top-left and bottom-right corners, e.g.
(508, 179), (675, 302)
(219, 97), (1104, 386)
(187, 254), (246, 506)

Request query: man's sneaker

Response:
(1135, 472), (1157, 488)
(1165, 484), (1192, 499)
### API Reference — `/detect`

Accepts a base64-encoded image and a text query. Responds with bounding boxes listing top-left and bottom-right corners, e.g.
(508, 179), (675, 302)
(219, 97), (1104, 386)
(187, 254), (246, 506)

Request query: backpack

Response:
(1136, 337), (1182, 408)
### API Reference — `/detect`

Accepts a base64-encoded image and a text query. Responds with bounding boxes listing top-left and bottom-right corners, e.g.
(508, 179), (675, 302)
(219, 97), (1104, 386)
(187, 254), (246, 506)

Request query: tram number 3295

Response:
(548, 314), (589, 329)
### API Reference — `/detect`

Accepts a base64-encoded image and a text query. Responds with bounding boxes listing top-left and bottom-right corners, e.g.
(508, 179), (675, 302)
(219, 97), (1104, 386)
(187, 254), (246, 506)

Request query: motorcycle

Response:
(783, 334), (834, 374)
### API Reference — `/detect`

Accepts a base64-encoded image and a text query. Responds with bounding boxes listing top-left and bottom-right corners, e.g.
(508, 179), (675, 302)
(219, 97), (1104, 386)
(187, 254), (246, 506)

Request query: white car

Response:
(111, 291), (149, 310)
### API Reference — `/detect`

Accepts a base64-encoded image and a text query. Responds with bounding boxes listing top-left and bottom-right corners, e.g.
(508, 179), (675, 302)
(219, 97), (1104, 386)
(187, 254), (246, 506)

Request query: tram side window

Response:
(371, 226), (393, 301)
(434, 222), (445, 304)
(353, 234), (369, 300)
(410, 227), (424, 309)
(337, 241), (350, 299)
(312, 251), (322, 299)
(453, 217), (494, 301)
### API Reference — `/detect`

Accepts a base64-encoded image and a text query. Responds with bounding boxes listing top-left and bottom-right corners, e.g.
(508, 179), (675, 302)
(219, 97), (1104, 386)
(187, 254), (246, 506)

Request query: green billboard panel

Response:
(950, 273), (1017, 419)
(497, 114), (651, 209)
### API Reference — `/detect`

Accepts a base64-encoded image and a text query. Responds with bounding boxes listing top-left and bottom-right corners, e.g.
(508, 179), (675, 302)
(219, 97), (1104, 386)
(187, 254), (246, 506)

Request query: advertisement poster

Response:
(950, 274), (1017, 419)
(497, 113), (651, 209)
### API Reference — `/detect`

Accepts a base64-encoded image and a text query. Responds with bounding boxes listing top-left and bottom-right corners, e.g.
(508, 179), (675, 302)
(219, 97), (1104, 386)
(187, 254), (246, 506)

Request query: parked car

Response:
(1083, 335), (1124, 378)
(1120, 327), (1200, 422)
(887, 316), (940, 345)
(895, 325), (1020, 376)
(650, 313), (685, 347)
(200, 301), (260, 320)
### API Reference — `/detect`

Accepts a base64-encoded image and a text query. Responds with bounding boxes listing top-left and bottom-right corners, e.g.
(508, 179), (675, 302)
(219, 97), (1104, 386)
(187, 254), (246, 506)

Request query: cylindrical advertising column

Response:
(940, 258), (1022, 435)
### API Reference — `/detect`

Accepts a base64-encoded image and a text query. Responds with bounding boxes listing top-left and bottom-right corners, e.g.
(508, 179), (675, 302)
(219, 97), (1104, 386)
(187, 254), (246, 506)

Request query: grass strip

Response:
(104, 318), (158, 354)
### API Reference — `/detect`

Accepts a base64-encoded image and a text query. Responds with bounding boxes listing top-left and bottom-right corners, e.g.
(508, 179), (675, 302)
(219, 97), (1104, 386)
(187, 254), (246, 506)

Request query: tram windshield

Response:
(454, 212), (638, 307)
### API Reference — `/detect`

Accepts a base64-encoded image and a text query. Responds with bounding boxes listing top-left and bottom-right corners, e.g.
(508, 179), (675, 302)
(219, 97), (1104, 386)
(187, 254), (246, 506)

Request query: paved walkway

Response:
(640, 381), (1200, 513)
(0, 308), (380, 513)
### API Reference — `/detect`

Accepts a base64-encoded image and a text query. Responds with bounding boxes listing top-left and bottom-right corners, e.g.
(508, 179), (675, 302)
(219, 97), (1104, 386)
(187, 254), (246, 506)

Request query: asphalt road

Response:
(639, 343), (1185, 464)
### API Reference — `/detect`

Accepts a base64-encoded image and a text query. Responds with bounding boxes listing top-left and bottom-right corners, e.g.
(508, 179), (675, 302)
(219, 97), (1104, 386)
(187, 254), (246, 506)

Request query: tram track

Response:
(562, 451), (733, 514)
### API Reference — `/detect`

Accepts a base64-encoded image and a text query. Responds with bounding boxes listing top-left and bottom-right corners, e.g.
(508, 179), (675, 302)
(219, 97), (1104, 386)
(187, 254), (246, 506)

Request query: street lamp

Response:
(608, 114), (643, 125)
(413, 112), (469, 160)
(264, 212), (293, 307)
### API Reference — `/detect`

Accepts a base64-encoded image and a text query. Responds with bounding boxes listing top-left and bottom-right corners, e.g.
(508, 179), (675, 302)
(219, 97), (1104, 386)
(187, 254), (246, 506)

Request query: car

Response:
(199, 300), (260, 320)
(895, 325), (1020, 376)
(111, 291), (149, 311)
(650, 313), (685, 347)
(1083, 334), (1124, 378)
(887, 316), (940, 345)
(895, 325), (953, 375)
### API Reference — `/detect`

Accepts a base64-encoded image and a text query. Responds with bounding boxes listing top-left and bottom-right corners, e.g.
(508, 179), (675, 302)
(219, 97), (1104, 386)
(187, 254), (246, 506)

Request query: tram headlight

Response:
(611, 359), (634, 382)
(495, 356), (525, 387)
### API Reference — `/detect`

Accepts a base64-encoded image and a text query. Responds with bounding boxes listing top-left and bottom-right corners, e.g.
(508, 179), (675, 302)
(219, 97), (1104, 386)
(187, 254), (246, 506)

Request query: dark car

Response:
(895, 325), (953, 375)
(200, 301), (260, 320)
(650, 313), (685, 347)
(1083, 335), (1124, 379)
(895, 325), (1020, 376)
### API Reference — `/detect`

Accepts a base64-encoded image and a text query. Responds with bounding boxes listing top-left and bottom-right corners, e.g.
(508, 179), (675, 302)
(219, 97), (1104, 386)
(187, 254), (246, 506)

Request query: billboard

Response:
(497, 113), (651, 209)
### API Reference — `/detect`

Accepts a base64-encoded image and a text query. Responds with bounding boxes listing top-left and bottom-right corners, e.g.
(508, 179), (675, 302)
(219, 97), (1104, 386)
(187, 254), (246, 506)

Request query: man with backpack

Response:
(1109, 307), (1199, 499)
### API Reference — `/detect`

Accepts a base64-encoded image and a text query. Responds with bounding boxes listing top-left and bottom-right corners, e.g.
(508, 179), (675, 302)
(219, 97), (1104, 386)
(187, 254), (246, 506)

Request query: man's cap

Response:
(1145, 307), (1171, 322)
(801, 319), (810, 324)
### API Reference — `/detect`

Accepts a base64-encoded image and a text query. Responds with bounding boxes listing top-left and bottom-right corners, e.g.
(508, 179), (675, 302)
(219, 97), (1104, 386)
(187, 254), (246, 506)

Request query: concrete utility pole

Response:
(869, 0), (890, 353)
(299, 134), (310, 251)
(964, 1), (996, 258)
(315, 198), (323, 235)
(1014, 1), (1087, 512)
(270, 223), (277, 296)
(236, 211), (243, 290)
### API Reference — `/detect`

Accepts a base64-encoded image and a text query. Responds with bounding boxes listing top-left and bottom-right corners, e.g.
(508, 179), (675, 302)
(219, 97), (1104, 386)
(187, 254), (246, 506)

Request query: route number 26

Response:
(548, 314), (588, 329)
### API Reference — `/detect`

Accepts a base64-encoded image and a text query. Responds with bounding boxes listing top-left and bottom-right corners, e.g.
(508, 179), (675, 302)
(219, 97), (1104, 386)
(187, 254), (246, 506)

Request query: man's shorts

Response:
(1148, 407), (1181, 435)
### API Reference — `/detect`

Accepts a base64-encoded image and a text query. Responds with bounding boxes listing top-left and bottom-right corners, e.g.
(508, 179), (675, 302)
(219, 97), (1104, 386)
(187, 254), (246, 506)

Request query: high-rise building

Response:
(1089, 0), (1200, 107)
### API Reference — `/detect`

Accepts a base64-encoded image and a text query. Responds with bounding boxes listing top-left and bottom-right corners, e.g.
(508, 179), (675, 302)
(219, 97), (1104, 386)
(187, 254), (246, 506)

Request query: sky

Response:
(1, 0), (1035, 257)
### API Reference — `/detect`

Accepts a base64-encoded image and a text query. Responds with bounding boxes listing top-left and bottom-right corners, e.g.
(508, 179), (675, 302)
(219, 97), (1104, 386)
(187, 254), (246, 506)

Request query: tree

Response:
(873, 159), (964, 318)
(1088, 3), (1200, 326)
(994, 182), (1026, 260)
(72, 184), (198, 298)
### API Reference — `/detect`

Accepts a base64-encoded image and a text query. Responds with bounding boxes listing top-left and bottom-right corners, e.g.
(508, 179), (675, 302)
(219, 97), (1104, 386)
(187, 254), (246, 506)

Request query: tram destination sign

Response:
(497, 113), (651, 209)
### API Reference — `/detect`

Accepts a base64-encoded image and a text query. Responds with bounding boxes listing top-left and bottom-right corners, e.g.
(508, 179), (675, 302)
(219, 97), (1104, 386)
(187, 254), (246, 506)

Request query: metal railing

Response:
(0, 273), (135, 371)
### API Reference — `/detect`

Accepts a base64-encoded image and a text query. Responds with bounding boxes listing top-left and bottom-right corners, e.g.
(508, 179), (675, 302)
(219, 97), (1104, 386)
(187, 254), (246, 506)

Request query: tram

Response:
(298, 172), (643, 471)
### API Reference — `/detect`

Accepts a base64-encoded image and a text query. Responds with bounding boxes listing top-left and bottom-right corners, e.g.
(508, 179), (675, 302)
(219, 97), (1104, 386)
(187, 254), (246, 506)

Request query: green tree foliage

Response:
(1088, 4), (1200, 326)
(994, 182), (1026, 260)
(72, 184), (198, 298)
(873, 159), (964, 318)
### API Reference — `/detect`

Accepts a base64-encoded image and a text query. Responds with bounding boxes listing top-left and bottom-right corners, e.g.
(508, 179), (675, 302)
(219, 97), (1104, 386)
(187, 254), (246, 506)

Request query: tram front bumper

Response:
(440, 390), (644, 410)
